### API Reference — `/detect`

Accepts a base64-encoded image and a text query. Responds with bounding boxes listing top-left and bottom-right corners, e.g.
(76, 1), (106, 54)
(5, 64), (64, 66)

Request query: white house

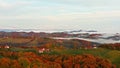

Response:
(93, 44), (97, 49)
(0, 45), (10, 49)
(5, 45), (10, 48)
(38, 48), (50, 53)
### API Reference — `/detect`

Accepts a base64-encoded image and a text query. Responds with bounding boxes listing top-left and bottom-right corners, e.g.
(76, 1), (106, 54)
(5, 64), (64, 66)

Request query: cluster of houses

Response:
(38, 48), (50, 53)
(0, 44), (50, 53)
(0, 44), (98, 54)
(85, 45), (97, 49)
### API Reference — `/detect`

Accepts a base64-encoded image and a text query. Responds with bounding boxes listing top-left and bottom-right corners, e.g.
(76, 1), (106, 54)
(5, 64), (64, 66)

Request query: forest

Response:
(0, 51), (116, 68)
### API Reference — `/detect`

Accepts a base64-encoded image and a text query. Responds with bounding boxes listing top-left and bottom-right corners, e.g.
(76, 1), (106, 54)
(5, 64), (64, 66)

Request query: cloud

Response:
(47, 0), (120, 6)
(0, 1), (12, 9)
(0, 0), (120, 32)
(0, 0), (32, 9)
(0, 10), (120, 22)
(37, 10), (120, 22)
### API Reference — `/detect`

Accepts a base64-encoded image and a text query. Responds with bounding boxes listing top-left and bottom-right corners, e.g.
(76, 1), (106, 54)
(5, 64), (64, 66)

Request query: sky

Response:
(0, 0), (120, 33)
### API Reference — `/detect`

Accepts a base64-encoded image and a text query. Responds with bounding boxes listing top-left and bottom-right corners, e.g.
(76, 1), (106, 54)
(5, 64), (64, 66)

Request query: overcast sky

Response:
(0, 0), (120, 33)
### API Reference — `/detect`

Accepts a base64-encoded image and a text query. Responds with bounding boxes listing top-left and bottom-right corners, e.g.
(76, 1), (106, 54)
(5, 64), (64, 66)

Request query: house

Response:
(39, 50), (44, 53)
(5, 45), (10, 48)
(38, 48), (50, 53)
(93, 44), (97, 49)
(39, 48), (45, 53)
(0, 45), (10, 49)
(83, 44), (98, 50)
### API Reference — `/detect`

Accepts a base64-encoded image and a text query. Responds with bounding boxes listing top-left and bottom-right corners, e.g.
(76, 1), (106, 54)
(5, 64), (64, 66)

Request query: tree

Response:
(0, 58), (11, 68)
(18, 57), (31, 68)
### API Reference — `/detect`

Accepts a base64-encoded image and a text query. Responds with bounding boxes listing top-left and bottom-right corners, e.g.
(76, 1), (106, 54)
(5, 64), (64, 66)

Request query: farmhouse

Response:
(0, 45), (10, 49)
(38, 48), (50, 53)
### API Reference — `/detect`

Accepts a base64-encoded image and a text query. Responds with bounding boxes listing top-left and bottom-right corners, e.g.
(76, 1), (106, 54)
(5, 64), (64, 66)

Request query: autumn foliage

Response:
(0, 51), (115, 68)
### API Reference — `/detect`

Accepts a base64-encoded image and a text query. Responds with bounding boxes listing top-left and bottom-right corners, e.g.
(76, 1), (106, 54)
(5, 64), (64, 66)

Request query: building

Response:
(0, 45), (10, 49)
(38, 48), (50, 53)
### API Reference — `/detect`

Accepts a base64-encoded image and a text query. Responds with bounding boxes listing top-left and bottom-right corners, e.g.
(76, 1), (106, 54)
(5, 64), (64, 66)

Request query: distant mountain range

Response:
(0, 29), (65, 33)
(0, 29), (98, 33)
(0, 29), (120, 44)
(64, 30), (98, 34)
